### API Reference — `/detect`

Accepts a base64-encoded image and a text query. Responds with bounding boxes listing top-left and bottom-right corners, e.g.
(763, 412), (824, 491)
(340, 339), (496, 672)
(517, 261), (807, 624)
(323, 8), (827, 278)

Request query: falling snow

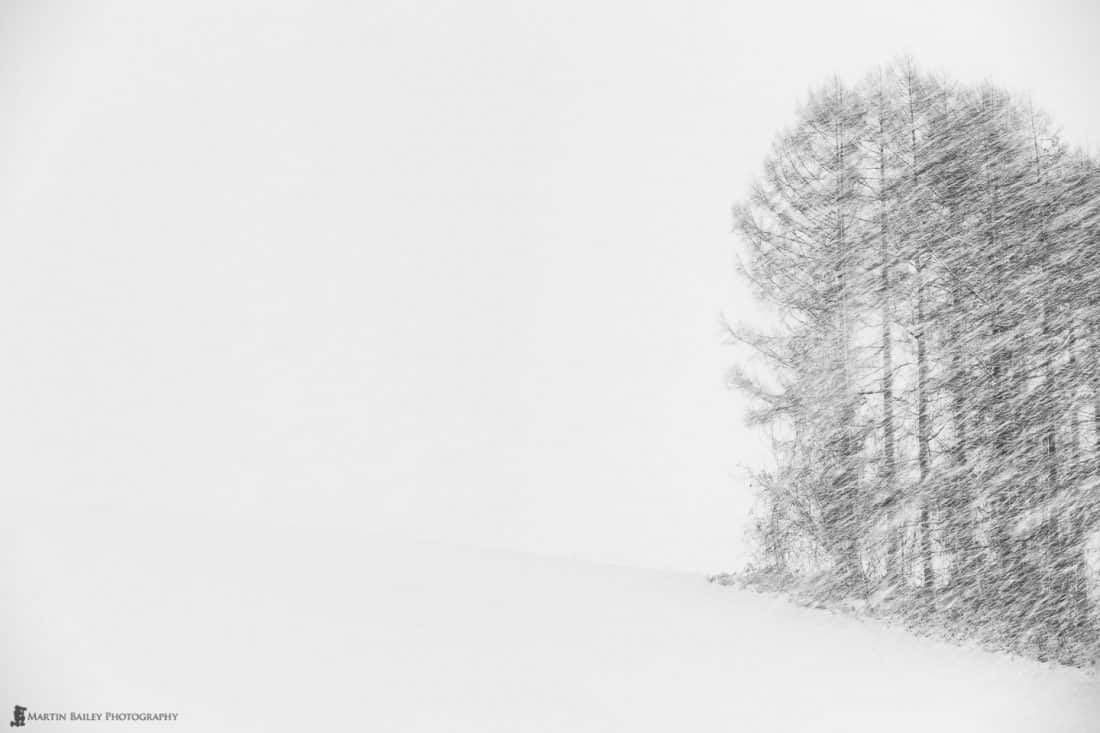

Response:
(730, 58), (1100, 668)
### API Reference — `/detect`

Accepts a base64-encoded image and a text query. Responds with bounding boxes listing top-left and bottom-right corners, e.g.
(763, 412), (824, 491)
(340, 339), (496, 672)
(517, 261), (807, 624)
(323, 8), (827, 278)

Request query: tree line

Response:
(732, 58), (1100, 664)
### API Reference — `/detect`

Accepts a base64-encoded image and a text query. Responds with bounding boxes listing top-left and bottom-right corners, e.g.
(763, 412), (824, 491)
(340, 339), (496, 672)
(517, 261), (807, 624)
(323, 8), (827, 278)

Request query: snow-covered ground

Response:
(2, 509), (1097, 732)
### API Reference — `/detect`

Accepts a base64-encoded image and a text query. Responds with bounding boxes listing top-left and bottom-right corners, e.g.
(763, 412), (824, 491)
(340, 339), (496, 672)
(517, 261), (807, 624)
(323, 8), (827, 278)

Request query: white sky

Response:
(0, 0), (1096, 572)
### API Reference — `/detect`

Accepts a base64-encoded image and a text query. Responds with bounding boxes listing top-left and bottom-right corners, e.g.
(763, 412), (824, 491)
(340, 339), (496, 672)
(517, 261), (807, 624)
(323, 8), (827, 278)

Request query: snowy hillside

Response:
(2, 509), (1097, 732)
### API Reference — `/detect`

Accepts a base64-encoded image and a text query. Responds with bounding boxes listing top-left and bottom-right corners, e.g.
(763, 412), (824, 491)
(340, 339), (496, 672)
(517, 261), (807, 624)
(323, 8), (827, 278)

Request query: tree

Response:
(731, 59), (1100, 665)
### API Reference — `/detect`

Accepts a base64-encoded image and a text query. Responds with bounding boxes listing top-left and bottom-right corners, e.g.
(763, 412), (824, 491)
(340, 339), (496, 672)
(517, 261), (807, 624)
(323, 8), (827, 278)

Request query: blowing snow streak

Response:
(730, 57), (1100, 668)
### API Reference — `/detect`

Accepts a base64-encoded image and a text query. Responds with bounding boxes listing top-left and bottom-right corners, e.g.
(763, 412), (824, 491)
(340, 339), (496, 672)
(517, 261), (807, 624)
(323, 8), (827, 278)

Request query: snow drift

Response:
(1, 508), (1097, 731)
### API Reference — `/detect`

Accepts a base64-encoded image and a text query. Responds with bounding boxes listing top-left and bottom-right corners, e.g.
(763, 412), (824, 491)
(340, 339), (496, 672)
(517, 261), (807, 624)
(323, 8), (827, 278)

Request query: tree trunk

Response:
(916, 266), (934, 598)
(877, 115), (900, 589)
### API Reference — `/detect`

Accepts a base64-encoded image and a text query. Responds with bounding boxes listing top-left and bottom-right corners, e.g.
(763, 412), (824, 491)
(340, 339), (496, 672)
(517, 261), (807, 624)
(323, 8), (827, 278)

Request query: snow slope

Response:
(2, 509), (1097, 732)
